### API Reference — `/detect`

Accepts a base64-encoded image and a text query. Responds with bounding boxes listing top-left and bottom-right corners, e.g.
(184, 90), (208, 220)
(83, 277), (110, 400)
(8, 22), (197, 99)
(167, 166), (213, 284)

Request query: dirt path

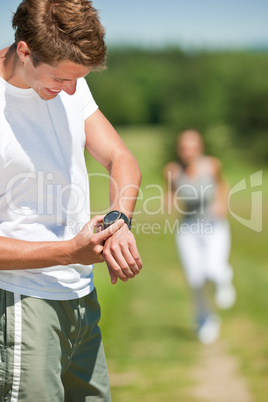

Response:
(190, 341), (253, 402)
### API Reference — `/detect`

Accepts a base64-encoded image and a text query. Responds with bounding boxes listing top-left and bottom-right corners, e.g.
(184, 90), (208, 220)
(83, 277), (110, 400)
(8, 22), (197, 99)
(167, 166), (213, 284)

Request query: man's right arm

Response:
(0, 215), (124, 270)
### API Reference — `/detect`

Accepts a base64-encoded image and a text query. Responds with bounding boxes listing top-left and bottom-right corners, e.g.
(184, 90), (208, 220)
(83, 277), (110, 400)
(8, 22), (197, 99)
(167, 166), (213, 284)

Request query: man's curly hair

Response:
(12, 0), (107, 69)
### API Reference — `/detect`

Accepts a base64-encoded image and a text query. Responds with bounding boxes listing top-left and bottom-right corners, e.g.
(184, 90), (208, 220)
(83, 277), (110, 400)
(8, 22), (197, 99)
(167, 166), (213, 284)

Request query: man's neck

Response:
(0, 44), (28, 88)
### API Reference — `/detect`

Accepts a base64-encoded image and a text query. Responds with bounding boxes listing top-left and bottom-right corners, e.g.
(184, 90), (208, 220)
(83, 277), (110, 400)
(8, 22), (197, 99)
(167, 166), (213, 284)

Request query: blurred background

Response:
(1, 1), (267, 400)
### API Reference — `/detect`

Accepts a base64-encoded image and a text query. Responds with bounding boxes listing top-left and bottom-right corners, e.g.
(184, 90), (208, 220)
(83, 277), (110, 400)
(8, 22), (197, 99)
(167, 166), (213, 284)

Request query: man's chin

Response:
(38, 90), (59, 101)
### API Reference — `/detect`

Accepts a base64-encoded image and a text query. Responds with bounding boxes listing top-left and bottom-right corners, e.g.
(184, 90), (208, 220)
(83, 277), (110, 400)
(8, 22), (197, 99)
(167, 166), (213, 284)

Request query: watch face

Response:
(103, 210), (120, 226)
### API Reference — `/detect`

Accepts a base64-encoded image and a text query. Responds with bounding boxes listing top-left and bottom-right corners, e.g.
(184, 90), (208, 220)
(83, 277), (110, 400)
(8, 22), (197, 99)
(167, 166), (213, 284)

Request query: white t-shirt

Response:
(0, 77), (98, 300)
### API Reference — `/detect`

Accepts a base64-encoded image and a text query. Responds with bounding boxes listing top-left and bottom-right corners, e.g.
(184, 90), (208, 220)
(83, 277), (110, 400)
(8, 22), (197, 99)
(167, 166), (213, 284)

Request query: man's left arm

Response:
(85, 109), (142, 284)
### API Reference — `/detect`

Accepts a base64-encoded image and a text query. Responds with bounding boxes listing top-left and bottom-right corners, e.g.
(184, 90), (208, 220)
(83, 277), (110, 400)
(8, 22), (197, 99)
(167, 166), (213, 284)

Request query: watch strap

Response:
(120, 212), (132, 230)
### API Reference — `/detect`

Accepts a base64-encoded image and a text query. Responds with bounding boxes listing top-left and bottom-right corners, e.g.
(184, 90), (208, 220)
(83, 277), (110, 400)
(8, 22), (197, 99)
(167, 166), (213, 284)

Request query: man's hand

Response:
(102, 224), (143, 284)
(68, 215), (125, 266)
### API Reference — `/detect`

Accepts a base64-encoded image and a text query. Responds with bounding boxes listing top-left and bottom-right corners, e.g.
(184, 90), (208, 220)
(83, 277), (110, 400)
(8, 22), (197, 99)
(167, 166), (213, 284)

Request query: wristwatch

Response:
(103, 210), (132, 230)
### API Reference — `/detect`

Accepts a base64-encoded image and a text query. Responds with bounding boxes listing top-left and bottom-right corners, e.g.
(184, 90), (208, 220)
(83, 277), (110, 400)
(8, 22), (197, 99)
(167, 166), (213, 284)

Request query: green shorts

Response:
(0, 288), (111, 402)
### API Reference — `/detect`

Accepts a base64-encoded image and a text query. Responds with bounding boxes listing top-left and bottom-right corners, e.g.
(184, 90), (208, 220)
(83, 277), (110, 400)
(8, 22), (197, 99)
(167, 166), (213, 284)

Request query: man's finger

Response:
(129, 241), (143, 270)
(95, 219), (124, 242)
(107, 266), (119, 285)
(85, 215), (105, 235)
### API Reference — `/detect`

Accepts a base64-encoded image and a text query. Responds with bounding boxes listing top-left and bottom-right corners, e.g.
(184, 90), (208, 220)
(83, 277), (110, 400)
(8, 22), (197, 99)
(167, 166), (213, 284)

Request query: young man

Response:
(0, 0), (142, 400)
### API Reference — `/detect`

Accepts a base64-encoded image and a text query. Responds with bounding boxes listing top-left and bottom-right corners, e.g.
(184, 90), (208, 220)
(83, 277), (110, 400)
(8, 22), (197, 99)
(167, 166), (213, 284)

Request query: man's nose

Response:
(63, 80), (77, 95)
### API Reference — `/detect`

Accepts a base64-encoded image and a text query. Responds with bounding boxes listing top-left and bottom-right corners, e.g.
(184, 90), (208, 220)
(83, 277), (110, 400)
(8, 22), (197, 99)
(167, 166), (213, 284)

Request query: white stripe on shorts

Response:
(11, 293), (22, 402)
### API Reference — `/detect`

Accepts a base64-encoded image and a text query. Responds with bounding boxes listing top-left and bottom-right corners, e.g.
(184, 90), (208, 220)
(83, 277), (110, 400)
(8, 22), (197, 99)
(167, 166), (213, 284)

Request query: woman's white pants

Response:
(176, 219), (233, 289)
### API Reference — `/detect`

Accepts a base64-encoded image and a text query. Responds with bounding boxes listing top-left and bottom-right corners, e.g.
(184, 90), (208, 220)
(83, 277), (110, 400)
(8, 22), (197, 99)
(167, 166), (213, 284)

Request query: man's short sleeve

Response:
(79, 77), (99, 120)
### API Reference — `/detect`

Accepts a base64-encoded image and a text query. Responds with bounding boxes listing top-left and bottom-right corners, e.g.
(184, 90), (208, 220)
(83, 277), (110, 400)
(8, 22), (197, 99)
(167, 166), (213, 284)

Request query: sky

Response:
(0, 0), (268, 50)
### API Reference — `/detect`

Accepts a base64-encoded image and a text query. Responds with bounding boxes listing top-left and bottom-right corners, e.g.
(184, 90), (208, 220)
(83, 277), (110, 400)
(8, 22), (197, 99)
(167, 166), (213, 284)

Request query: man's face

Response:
(23, 57), (90, 100)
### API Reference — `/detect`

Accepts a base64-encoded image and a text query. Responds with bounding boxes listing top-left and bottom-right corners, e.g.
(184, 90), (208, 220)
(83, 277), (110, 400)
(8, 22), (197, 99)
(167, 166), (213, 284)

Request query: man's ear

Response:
(16, 41), (31, 63)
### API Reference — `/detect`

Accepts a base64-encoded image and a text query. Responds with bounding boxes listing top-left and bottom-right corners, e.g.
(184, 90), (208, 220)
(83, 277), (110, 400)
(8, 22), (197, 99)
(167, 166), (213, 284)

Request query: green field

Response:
(85, 126), (268, 401)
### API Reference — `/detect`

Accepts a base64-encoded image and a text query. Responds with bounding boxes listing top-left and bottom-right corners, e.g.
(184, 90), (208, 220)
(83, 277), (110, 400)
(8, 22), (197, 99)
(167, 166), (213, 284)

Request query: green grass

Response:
(86, 126), (268, 401)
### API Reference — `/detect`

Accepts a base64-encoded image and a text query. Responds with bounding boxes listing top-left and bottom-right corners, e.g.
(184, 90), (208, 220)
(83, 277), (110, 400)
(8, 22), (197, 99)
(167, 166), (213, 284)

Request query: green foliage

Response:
(86, 47), (268, 162)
